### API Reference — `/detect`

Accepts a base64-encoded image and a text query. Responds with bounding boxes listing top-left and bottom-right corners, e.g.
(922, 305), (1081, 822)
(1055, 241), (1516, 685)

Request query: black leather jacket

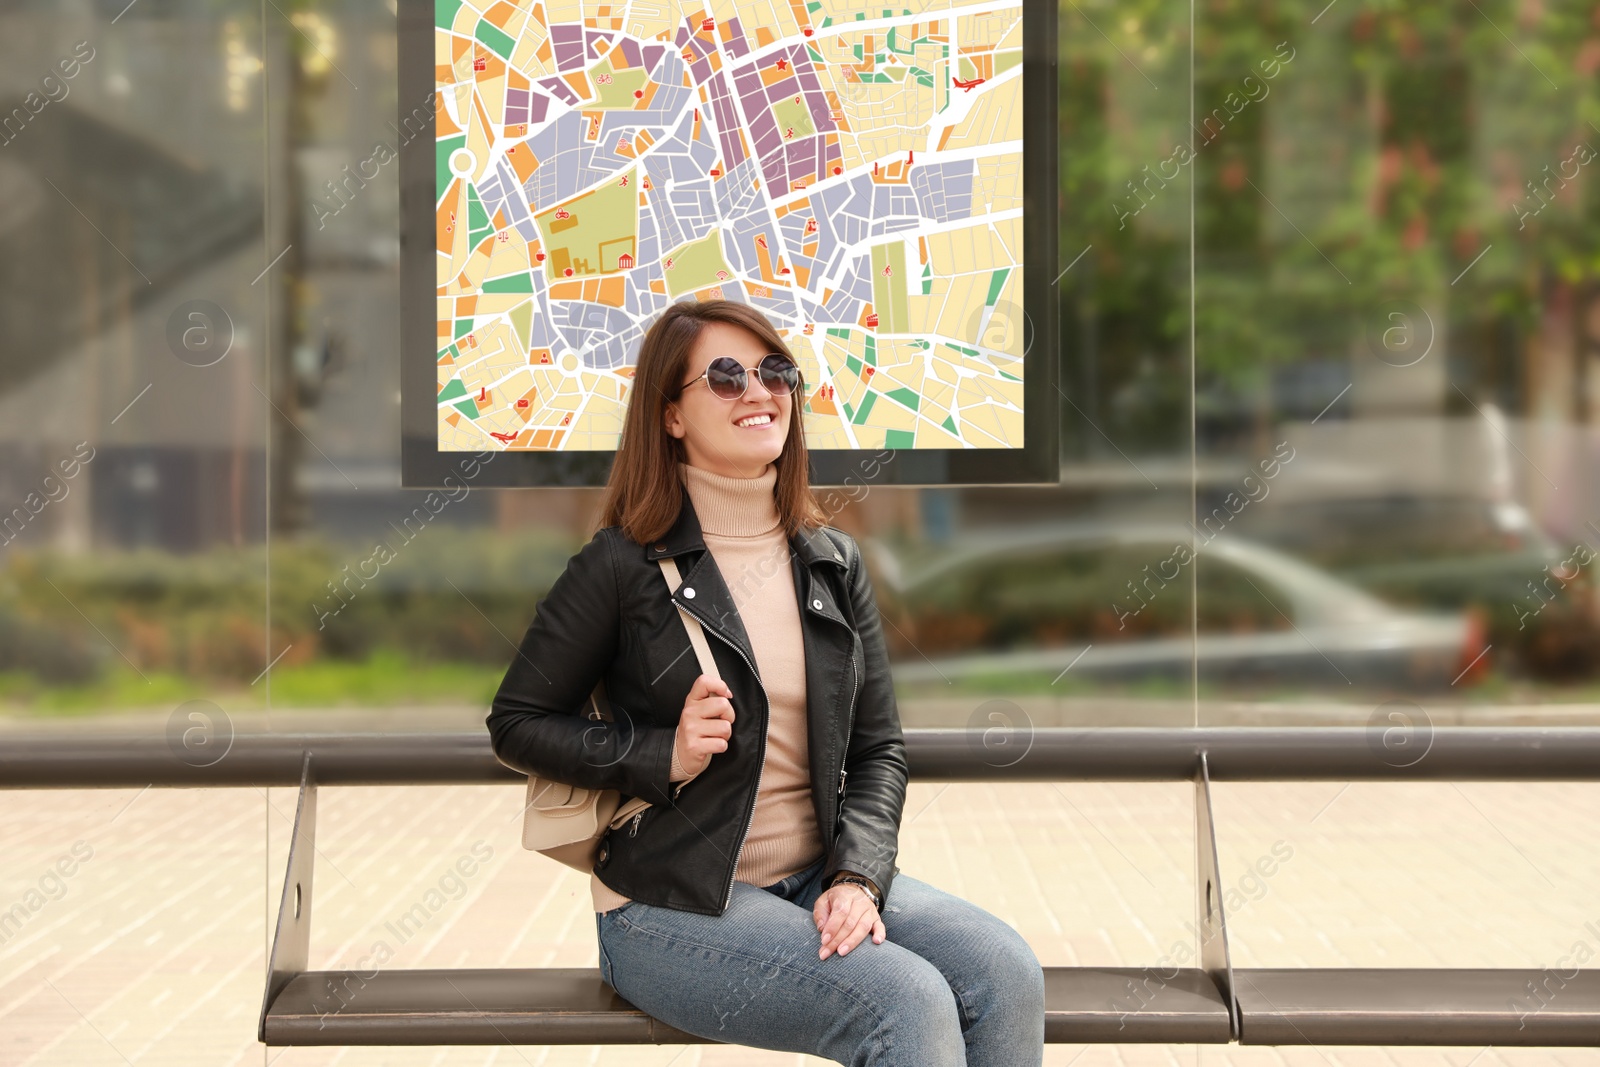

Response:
(486, 485), (908, 916)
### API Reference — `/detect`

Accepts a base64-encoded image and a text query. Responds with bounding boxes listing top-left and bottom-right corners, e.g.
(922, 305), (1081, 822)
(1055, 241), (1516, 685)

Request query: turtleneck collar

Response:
(678, 460), (781, 538)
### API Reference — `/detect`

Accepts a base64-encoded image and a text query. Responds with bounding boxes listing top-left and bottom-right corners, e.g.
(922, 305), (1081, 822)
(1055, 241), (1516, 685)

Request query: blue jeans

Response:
(595, 856), (1045, 1066)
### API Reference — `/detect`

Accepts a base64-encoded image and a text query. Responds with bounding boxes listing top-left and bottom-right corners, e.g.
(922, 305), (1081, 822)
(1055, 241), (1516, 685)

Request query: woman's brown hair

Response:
(598, 299), (830, 544)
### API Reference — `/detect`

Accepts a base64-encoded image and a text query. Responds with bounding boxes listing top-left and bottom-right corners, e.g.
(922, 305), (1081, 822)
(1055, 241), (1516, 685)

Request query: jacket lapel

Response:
(644, 483), (859, 827)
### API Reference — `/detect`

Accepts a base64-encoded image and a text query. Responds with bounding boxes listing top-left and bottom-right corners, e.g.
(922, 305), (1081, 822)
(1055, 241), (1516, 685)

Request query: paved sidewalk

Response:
(1, 776), (1597, 1066)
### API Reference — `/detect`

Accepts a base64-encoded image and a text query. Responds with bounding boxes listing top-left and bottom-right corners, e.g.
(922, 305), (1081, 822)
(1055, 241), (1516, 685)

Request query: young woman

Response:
(487, 300), (1044, 1065)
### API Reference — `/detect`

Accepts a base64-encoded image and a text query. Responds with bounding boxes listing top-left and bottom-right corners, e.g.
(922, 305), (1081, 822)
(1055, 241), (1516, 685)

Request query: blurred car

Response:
(1228, 495), (1600, 680)
(864, 522), (1484, 692)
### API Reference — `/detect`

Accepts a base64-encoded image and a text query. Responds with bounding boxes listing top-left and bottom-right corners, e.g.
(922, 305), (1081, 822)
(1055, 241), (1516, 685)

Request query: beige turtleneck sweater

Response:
(590, 460), (825, 912)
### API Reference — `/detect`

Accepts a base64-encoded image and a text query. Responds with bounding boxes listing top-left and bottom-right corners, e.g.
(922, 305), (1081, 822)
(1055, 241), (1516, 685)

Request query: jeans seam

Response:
(614, 910), (888, 1020)
(596, 916), (613, 987)
(951, 981), (977, 1032)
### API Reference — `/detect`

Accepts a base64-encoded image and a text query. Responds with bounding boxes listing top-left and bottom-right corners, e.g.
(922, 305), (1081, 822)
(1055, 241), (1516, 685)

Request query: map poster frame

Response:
(399, 1), (1057, 489)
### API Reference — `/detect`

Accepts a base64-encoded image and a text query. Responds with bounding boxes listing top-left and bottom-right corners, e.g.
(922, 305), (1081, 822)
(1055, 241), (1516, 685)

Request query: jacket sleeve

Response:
(485, 528), (678, 805)
(823, 531), (909, 905)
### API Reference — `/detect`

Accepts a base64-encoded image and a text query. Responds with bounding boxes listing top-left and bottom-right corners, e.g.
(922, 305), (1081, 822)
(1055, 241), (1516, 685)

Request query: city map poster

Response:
(402, 0), (1057, 487)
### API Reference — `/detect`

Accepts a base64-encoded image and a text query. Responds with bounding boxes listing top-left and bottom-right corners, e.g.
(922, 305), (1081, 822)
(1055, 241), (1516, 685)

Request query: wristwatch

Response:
(829, 872), (882, 910)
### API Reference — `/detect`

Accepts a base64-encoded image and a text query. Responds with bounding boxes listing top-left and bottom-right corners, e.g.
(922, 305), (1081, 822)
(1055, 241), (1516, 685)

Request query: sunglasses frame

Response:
(679, 352), (801, 401)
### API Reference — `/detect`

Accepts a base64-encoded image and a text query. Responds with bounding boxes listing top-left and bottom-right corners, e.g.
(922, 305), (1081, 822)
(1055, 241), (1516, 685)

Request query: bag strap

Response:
(658, 558), (721, 682)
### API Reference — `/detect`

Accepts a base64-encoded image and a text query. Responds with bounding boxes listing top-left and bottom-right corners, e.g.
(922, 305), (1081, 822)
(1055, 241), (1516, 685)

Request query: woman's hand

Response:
(672, 674), (735, 777)
(813, 881), (885, 960)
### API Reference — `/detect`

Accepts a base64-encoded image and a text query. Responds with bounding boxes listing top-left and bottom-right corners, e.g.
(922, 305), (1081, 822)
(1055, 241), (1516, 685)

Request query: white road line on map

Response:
(922, 63), (1023, 144)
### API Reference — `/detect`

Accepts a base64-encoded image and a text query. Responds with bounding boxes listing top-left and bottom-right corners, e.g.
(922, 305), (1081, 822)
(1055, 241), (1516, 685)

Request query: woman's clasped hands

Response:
(814, 878), (884, 960)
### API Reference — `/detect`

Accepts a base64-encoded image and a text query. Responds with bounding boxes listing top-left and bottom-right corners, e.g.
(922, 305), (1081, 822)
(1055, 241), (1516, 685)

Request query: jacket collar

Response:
(642, 484), (849, 570)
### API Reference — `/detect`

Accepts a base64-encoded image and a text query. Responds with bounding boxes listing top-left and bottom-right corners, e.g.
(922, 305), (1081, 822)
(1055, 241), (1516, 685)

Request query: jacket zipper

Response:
(836, 655), (858, 834)
(673, 596), (771, 912)
(832, 538), (861, 835)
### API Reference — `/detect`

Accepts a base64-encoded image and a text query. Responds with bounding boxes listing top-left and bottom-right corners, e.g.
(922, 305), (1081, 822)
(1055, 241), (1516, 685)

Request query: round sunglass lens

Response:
(758, 354), (799, 395)
(705, 356), (747, 399)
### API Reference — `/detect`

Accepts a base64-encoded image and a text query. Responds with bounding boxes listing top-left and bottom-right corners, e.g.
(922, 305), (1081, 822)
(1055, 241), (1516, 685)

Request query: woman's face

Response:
(664, 321), (792, 478)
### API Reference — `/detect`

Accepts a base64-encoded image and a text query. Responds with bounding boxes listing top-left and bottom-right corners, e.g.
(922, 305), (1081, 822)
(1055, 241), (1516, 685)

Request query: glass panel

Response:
(1194, 2), (1599, 723)
(0, 4), (268, 723)
(0, 0), (271, 1058)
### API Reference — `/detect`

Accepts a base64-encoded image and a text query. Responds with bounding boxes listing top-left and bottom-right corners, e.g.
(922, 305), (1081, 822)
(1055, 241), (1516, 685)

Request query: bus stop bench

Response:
(262, 965), (1600, 1046)
(263, 965), (1232, 1045)
(6, 727), (1599, 1047)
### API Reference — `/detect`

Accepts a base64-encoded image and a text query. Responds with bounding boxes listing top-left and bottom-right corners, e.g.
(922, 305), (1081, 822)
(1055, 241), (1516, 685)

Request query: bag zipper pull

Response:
(629, 811), (645, 837)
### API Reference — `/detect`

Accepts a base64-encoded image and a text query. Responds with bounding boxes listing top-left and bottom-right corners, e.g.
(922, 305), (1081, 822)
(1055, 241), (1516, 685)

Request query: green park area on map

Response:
(663, 228), (734, 297)
(533, 167), (639, 278)
(871, 243), (911, 334)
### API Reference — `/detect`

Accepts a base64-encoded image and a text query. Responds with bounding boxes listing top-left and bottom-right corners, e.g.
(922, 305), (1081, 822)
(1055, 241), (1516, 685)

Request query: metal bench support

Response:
(1195, 750), (1240, 1039)
(258, 752), (317, 1045)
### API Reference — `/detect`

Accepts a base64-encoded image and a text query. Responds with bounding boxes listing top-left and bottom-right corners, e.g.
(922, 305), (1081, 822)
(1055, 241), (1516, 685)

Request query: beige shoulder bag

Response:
(520, 556), (719, 872)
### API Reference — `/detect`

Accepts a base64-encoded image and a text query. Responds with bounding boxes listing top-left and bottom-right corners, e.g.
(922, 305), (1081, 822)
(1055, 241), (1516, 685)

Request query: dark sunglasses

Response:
(679, 353), (801, 401)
